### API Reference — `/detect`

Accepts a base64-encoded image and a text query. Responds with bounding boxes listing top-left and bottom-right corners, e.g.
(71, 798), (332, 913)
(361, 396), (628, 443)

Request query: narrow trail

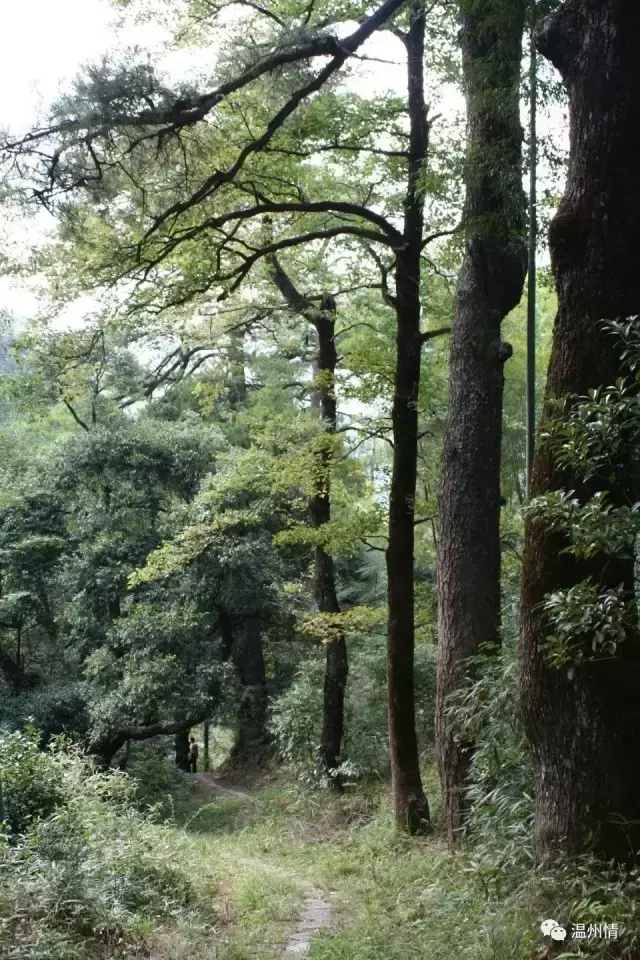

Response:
(284, 890), (332, 955)
(193, 771), (253, 801)
(192, 772), (335, 955)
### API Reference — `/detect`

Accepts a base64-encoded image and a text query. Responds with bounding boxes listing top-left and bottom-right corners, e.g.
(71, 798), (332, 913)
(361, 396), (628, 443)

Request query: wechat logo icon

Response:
(541, 919), (567, 941)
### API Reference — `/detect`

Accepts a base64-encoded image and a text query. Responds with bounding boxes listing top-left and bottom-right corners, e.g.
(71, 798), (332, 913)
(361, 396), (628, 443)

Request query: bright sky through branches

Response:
(0, 0), (411, 324)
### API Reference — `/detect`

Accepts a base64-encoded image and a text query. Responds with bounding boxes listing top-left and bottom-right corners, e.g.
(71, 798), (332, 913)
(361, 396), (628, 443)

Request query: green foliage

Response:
(447, 646), (534, 895)
(270, 640), (436, 782)
(0, 732), (214, 960)
(541, 581), (632, 667)
(0, 727), (65, 836)
(527, 321), (640, 668)
(0, 417), (229, 752)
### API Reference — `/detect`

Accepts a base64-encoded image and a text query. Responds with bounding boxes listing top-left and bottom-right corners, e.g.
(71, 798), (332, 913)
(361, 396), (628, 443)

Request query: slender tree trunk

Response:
(386, 0), (430, 833)
(436, 0), (527, 846)
(311, 299), (349, 779)
(203, 720), (210, 771)
(266, 256), (349, 780)
(520, 0), (640, 865)
(228, 327), (248, 409)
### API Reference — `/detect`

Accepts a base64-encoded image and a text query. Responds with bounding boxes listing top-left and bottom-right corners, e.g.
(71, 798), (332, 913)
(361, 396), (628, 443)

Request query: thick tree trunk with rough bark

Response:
(175, 729), (190, 772)
(436, 0), (527, 846)
(519, 0), (640, 864)
(386, 0), (430, 833)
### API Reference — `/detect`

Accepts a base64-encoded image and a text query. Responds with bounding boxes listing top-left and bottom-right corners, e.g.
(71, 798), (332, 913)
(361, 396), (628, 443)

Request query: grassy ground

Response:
(150, 763), (544, 960)
(138, 760), (640, 960)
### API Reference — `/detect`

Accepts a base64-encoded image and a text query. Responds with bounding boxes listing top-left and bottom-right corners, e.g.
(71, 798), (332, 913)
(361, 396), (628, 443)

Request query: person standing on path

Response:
(188, 736), (199, 773)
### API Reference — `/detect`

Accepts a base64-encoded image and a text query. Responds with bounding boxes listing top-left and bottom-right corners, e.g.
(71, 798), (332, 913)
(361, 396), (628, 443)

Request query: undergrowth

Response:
(4, 650), (640, 960)
(0, 729), (218, 959)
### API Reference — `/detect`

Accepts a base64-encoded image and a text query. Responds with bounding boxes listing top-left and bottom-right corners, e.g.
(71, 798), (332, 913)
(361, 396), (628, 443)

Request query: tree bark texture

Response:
(436, 0), (527, 847)
(386, 0), (430, 833)
(231, 613), (269, 758)
(228, 327), (248, 409)
(203, 719), (210, 771)
(266, 255), (348, 778)
(519, 0), (640, 864)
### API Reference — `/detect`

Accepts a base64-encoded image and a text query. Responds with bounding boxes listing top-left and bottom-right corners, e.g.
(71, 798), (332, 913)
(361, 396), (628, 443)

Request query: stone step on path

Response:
(284, 891), (332, 955)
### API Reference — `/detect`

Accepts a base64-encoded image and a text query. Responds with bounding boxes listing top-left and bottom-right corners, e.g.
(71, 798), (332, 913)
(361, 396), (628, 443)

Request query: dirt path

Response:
(193, 773), (334, 955)
(193, 771), (253, 801)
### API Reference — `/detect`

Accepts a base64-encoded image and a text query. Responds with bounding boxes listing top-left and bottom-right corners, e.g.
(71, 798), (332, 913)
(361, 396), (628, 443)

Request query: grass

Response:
(29, 753), (628, 960)
(160, 768), (543, 960)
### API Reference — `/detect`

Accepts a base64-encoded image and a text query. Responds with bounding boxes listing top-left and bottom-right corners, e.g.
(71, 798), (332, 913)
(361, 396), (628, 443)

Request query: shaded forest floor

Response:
(149, 765), (548, 960)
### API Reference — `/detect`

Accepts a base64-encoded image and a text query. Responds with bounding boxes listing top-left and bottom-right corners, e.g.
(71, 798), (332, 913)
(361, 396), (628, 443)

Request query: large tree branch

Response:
(6, 0), (407, 209)
(91, 709), (210, 763)
(420, 325), (450, 343)
(61, 396), (91, 432)
(142, 0), (408, 243)
(143, 199), (402, 262)
(265, 251), (316, 319)
(216, 225), (397, 296)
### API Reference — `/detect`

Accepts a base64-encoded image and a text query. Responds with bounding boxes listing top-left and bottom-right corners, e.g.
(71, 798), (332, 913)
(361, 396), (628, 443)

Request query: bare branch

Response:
(62, 396), (90, 432)
(420, 325), (451, 343)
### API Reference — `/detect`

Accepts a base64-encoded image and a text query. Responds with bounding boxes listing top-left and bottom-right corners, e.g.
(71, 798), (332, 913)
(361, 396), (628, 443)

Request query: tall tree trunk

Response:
(218, 577), (269, 760)
(231, 613), (268, 758)
(386, 0), (430, 833)
(222, 330), (269, 758)
(520, 0), (640, 865)
(203, 720), (210, 771)
(436, 0), (527, 846)
(266, 256), (349, 780)
(228, 327), (248, 409)
(311, 297), (349, 779)
(526, 0), (538, 493)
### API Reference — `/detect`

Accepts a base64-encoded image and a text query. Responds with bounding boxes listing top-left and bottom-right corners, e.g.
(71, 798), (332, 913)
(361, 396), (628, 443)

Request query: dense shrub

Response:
(269, 639), (436, 782)
(0, 727), (65, 836)
(0, 683), (90, 749)
(120, 735), (188, 811)
(0, 731), (213, 959)
(433, 645), (640, 958)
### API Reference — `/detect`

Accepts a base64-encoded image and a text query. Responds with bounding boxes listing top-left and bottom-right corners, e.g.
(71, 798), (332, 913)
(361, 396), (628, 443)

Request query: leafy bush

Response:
(122, 735), (191, 812)
(269, 639), (436, 782)
(0, 684), (90, 748)
(437, 644), (640, 957)
(0, 731), (214, 959)
(0, 726), (65, 836)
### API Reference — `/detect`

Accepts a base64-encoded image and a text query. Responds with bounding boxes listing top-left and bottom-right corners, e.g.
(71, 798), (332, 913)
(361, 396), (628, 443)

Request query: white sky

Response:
(0, 0), (118, 321)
